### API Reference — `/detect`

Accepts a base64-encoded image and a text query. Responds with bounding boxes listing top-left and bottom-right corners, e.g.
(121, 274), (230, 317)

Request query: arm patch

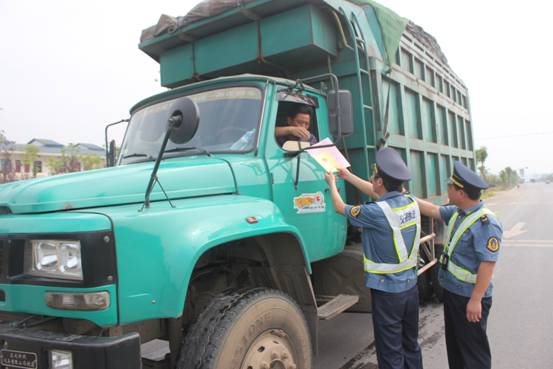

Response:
(486, 236), (500, 252)
(350, 205), (361, 218)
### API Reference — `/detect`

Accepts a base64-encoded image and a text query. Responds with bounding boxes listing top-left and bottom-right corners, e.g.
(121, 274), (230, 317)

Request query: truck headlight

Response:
(25, 240), (83, 281)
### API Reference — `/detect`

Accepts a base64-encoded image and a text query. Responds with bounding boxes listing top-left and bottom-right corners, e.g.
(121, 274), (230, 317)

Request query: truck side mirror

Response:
(104, 118), (129, 168)
(143, 97), (200, 209)
(168, 98), (200, 144)
(107, 140), (117, 167)
(328, 90), (353, 139)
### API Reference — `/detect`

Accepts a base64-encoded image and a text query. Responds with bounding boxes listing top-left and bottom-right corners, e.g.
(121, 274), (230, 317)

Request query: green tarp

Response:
(348, 0), (408, 66)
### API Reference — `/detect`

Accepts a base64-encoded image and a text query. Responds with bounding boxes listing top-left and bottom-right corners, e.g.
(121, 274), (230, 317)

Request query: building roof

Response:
(27, 138), (64, 147)
(1, 139), (104, 157)
(74, 143), (105, 155)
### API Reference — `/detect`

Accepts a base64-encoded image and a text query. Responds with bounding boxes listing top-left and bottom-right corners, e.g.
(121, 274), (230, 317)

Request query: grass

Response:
(481, 190), (497, 200)
(482, 184), (519, 200)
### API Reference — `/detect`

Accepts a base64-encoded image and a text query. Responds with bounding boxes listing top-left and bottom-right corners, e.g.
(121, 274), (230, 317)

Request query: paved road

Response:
(315, 182), (553, 369)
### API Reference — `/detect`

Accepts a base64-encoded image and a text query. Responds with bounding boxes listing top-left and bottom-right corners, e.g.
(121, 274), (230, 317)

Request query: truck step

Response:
(317, 294), (359, 320)
(141, 339), (170, 368)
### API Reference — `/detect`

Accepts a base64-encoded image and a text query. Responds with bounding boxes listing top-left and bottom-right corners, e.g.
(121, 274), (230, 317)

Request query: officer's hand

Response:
(466, 298), (482, 323)
(288, 126), (311, 141)
(337, 168), (352, 181)
(324, 171), (336, 187)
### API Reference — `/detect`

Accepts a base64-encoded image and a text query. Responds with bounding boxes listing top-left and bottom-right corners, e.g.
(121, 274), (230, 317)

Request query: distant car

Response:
(547, 180), (551, 184)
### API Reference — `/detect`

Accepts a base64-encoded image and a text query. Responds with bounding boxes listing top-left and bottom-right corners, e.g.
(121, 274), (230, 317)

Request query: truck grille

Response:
(0, 240), (5, 277)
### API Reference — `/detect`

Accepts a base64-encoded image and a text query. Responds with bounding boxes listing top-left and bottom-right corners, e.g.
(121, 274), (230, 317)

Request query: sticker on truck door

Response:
(293, 192), (326, 214)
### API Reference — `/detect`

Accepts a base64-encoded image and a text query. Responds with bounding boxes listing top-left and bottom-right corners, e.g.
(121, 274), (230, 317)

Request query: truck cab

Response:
(0, 74), (353, 369)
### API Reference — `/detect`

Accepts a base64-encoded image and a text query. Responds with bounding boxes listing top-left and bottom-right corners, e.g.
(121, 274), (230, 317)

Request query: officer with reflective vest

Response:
(325, 147), (423, 369)
(416, 161), (502, 369)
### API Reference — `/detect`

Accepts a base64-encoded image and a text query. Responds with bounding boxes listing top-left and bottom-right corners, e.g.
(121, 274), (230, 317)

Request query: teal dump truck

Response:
(0, 1), (475, 368)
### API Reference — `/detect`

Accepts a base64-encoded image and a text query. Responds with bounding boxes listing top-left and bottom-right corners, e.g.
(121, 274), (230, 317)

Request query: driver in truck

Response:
(275, 104), (317, 147)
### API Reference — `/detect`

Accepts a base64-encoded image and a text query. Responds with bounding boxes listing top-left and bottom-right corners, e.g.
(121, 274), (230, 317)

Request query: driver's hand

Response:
(288, 126), (311, 141)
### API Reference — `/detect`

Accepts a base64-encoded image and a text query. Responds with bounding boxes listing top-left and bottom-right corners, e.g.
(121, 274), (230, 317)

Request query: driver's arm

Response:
(275, 126), (311, 141)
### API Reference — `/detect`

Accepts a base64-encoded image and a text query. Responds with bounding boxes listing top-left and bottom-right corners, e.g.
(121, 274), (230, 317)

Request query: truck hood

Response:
(0, 158), (236, 214)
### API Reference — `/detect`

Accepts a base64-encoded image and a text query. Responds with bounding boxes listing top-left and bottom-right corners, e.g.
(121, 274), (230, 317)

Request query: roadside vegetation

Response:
(475, 146), (522, 192)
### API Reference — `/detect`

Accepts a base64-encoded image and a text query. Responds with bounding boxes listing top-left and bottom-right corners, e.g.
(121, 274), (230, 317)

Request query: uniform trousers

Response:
(443, 289), (492, 369)
(371, 285), (423, 369)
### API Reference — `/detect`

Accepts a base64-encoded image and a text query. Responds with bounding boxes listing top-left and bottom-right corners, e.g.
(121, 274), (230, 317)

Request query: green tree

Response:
(475, 146), (488, 178)
(46, 144), (82, 175)
(46, 156), (65, 175)
(498, 166), (520, 188)
(80, 155), (104, 171)
(0, 130), (15, 183)
(23, 144), (39, 178)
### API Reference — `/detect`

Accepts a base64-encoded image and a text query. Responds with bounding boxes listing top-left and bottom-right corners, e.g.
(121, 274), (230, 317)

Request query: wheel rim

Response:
(241, 329), (298, 369)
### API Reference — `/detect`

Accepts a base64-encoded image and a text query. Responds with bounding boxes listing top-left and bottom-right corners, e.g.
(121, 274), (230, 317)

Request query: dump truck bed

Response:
(140, 0), (474, 202)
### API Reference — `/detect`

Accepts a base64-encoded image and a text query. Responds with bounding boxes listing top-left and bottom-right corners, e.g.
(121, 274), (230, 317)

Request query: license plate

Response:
(0, 349), (38, 369)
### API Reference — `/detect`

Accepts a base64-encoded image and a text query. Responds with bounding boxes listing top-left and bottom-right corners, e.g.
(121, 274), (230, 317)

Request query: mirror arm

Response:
(104, 118), (129, 167)
(143, 129), (172, 209)
(291, 143), (337, 189)
(283, 142), (338, 189)
(294, 153), (302, 190)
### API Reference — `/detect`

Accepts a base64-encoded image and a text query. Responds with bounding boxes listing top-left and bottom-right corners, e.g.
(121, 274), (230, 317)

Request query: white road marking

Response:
(504, 240), (553, 248)
(493, 202), (553, 206)
(504, 239), (553, 244)
(504, 222), (527, 239)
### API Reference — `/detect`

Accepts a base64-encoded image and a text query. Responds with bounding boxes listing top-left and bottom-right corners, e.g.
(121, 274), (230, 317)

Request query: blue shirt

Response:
(439, 202), (503, 298)
(345, 191), (418, 293)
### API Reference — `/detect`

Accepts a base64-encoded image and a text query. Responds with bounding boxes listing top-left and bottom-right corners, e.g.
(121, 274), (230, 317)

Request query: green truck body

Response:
(0, 1), (474, 368)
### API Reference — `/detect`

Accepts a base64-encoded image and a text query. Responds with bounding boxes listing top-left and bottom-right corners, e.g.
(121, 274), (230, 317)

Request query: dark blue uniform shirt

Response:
(345, 191), (418, 293)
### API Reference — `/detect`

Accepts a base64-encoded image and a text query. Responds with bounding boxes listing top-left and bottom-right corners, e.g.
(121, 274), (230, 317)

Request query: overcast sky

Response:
(1, 0), (551, 175)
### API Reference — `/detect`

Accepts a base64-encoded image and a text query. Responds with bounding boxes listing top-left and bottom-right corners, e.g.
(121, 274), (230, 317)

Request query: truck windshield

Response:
(119, 86), (262, 164)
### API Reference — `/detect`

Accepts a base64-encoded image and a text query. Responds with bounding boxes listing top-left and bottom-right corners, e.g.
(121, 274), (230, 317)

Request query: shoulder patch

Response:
(480, 215), (489, 224)
(350, 205), (361, 218)
(486, 236), (500, 252)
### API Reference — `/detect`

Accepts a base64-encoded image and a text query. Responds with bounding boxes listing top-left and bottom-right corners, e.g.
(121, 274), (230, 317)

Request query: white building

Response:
(0, 138), (105, 182)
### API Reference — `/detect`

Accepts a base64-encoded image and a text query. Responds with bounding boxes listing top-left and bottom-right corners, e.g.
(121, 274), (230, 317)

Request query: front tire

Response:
(178, 288), (312, 369)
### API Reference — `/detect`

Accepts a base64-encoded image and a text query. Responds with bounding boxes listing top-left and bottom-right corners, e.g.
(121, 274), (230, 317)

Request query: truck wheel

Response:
(177, 288), (312, 369)
(311, 244), (371, 312)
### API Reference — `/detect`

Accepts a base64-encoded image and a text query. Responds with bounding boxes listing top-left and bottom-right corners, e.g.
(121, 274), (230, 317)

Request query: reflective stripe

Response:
(364, 255), (419, 274)
(447, 260), (477, 283)
(376, 200), (409, 261)
(364, 195), (421, 274)
(443, 207), (495, 283)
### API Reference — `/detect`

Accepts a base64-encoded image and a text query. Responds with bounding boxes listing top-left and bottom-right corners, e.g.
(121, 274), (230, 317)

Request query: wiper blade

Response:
(122, 153), (156, 163)
(122, 153), (148, 159)
(164, 147), (212, 157)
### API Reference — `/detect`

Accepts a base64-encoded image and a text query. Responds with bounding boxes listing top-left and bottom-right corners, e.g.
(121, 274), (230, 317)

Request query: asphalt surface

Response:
(315, 182), (553, 369)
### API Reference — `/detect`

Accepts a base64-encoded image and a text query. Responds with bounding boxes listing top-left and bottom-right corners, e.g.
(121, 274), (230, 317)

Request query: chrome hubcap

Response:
(241, 329), (297, 369)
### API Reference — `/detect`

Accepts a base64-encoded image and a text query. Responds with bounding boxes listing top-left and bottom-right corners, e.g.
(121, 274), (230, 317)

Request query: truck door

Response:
(265, 93), (347, 261)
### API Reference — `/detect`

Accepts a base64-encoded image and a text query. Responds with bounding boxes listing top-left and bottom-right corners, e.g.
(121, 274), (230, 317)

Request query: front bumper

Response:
(0, 323), (140, 369)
